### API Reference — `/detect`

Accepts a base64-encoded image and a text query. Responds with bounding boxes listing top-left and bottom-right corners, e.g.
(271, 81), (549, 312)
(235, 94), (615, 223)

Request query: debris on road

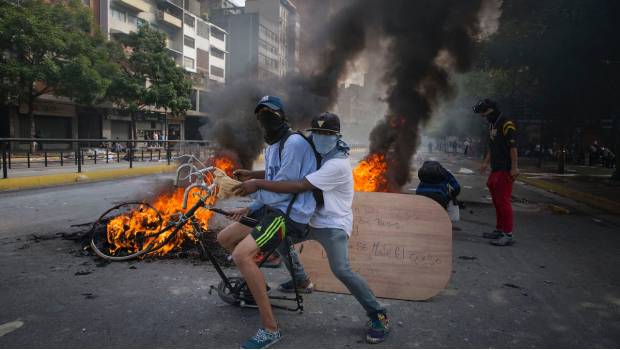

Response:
(458, 256), (478, 261)
(458, 168), (475, 175)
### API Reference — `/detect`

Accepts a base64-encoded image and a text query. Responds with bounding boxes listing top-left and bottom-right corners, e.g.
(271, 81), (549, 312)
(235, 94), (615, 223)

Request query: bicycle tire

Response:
(89, 202), (177, 261)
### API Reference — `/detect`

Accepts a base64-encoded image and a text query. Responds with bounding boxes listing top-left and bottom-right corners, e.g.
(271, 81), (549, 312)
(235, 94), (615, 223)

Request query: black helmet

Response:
(473, 99), (498, 114)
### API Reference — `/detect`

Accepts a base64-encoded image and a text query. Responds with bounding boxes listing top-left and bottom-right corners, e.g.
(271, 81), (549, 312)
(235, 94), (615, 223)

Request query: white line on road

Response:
(0, 320), (24, 337)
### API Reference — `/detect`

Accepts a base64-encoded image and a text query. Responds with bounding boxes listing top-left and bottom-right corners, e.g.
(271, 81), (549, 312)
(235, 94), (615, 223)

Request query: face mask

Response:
(312, 133), (339, 155)
(257, 110), (288, 144)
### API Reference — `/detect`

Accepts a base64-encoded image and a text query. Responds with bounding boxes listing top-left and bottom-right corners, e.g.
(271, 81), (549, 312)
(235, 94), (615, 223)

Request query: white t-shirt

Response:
(305, 158), (354, 235)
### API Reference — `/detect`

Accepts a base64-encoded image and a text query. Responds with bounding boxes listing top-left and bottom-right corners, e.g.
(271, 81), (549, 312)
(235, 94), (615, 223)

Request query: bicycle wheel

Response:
(89, 202), (174, 261)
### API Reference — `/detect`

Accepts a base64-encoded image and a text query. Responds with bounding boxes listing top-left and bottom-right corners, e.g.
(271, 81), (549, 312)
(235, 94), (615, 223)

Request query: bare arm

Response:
(250, 170), (265, 179)
(480, 150), (490, 174)
(233, 178), (316, 196)
(233, 169), (265, 181)
(510, 147), (519, 179)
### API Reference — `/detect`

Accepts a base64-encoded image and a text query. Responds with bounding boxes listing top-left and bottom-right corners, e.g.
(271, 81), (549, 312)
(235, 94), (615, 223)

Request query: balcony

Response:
(158, 11), (182, 29)
(158, 0), (183, 9)
(117, 0), (150, 12)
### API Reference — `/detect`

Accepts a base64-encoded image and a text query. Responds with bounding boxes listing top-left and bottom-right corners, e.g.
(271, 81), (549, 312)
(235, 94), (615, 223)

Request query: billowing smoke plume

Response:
(204, 0), (493, 189)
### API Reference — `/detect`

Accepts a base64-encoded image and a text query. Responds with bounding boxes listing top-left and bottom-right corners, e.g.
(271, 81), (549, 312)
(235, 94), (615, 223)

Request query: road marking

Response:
(0, 320), (24, 337)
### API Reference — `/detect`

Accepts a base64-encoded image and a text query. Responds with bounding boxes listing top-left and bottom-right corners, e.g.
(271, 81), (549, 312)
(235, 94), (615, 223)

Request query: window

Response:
(184, 14), (195, 28)
(210, 65), (224, 78)
(183, 56), (195, 69)
(111, 8), (127, 23)
(259, 39), (278, 55)
(197, 21), (209, 38)
(259, 53), (278, 70)
(211, 27), (225, 41)
(211, 47), (225, 59)
(184, 35), (195, 48)
(197, 48), (209, 71)
(259, 24), (278, 42)
(199, 90), (208, 112)
(190, 89), (197, 111)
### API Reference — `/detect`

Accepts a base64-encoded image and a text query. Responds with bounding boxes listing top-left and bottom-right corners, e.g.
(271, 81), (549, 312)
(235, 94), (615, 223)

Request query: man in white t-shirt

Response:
(234, 113), (390, 344)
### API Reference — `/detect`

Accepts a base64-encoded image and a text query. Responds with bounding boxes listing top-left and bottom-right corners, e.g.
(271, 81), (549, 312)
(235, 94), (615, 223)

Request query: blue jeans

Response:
(276, 227), (386, 316)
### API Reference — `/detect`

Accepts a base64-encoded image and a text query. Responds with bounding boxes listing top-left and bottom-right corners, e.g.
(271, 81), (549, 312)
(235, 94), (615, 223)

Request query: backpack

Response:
(278, 129), (324, 207)
(418, 161), (450, 185)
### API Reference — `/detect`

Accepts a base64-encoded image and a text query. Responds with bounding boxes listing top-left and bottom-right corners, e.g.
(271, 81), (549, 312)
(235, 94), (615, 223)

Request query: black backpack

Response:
(278, 130), (324, 207)
(418, 161), (450, 185)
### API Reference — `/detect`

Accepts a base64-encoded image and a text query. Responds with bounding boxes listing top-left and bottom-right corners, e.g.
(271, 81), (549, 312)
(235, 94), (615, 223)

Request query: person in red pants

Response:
(473, 99), (520, 246)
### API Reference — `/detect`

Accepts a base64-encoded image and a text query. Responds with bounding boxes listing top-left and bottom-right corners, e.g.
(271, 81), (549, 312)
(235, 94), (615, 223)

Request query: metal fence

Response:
(0, 138), (216, 179)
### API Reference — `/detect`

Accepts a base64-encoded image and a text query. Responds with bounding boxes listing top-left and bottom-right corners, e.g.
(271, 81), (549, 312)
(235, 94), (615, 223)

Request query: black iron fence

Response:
(0, 138), (216, 179)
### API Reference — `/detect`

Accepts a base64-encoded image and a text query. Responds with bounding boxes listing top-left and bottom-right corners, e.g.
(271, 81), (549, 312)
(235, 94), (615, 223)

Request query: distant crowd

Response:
(429, 138), (616, 169)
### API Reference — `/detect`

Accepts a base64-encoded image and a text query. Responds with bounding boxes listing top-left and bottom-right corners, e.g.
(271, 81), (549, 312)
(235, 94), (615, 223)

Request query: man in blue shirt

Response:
(216, 95), (317, 349)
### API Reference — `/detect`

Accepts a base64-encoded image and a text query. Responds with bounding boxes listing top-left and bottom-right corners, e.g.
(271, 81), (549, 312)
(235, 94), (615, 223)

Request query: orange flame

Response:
(212, 156), (236, 177)
(105, 182), (217, 257)
(353, 153), (388, 192)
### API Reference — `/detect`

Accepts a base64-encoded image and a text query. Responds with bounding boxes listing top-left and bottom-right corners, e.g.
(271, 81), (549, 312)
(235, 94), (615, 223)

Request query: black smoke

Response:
(204, 0), (486, 188)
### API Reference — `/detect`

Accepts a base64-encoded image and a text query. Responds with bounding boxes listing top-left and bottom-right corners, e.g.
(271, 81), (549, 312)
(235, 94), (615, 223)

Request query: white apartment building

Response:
(96, 0), (228, 141)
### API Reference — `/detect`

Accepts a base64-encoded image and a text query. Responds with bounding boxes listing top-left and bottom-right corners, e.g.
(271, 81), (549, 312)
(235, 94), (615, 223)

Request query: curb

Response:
(519, 176), (620, 215)
(0, 165), (176, 192)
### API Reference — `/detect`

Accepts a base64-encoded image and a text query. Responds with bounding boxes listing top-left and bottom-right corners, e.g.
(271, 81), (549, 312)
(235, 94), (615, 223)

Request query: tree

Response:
(470, 0), (620, 175)
(106, 25), (191, 141)
(0, 0), (116, 150)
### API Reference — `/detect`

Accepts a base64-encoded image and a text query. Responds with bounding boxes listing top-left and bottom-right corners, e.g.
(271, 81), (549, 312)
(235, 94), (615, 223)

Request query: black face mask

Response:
(257, 110), (289, 144)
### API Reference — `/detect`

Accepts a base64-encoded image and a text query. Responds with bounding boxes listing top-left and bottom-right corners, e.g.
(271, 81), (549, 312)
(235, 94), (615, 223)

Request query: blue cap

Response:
(255, 95), (285, 114)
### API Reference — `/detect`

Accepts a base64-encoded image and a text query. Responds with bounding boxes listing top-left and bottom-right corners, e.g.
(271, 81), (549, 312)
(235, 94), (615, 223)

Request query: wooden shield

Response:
(298, 192), (452, 301)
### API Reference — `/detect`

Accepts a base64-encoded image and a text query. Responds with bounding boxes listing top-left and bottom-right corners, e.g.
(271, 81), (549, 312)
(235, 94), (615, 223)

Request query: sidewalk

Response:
(0, 161), (175, 192)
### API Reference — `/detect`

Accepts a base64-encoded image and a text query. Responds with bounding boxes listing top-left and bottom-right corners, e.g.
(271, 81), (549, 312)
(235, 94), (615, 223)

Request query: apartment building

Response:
(208, 0), (298, 82)
(94, 0), (227, 141)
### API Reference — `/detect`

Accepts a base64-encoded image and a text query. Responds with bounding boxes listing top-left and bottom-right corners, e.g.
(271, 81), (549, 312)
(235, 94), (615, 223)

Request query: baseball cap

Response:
(473, 99), (498, 114)
(254, 95), (285, 114)
(307, 112), (341, 134)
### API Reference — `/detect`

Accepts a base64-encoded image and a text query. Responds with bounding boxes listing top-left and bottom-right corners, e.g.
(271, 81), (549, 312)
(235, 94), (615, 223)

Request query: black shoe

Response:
(490, 233), (515, 246)
(277, 279), (314, 294)
(483, 230), (502, 239)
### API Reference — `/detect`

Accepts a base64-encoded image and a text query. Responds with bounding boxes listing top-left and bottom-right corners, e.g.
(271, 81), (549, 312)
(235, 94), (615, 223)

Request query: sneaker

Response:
(366, 313), (390, 344)
(277, 279), (314, 294)
(240, 328), (282, 349)
(490, 233), (515, 246)
(483, 230), (502, 239)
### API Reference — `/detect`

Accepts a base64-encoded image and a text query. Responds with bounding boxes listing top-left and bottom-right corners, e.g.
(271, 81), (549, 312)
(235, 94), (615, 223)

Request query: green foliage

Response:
(0, 0), (114, 107)
(106, 25), (191, 117)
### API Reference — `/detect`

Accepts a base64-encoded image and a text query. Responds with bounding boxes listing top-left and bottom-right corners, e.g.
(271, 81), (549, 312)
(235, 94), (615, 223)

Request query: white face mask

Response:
(312, 133), (338, 155)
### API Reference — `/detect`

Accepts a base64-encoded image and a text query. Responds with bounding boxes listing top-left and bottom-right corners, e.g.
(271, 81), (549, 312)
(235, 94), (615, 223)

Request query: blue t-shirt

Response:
(248, 133), (317, 224)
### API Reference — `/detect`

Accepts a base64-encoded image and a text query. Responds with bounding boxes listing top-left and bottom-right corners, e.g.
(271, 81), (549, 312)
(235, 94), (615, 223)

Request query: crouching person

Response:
(415, 160), (461, 209)
(234, 112), (390, 344)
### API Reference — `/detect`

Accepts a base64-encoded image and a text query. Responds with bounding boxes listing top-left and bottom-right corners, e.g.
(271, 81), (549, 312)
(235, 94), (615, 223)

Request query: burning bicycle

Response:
(88, 154), (305, 312)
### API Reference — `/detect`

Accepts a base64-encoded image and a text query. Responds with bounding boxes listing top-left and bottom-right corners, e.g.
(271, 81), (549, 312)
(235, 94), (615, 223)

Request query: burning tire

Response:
(89, 202), (171, 261)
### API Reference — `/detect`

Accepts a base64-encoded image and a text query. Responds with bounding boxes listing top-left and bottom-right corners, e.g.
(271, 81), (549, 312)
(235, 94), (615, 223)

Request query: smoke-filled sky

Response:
(203, 0), (502, 190)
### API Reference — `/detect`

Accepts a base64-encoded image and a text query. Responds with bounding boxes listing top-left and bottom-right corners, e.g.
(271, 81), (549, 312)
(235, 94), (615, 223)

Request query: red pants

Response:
(487, 170), (514, 233)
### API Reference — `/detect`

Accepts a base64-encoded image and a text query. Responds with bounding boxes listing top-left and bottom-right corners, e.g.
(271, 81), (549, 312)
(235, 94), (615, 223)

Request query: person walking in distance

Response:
(473, 99), (519, 246)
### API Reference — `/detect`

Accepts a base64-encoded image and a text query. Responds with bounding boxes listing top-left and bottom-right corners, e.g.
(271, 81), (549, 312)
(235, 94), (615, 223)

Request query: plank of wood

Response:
(298, 192), (452, 301)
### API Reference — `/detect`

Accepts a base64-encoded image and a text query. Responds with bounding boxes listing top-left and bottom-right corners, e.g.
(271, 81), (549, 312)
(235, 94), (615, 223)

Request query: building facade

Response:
(209, 0), (298, 82)
(96, 0), (228, 141)
(4, 0), (228, 146)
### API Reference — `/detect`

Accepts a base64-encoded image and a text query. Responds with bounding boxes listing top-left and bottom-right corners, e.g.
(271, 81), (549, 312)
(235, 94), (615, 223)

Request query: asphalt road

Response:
(1, 152), (619, 348)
